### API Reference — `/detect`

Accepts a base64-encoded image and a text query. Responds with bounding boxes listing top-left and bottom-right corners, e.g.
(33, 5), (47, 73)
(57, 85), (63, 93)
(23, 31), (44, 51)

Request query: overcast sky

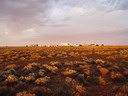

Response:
(0, 0), (128, 46)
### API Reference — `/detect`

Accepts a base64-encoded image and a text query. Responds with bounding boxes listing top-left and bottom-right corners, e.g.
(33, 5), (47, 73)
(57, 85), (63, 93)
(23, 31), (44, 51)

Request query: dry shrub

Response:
(65, 77), (77, 87)
(24, 62), (40, 71)
(106, 56), (116, 60)
(62, 69), (77, 76)
(20, 57), (26, 60)
(124, 70), (128, 76)
(43, 64), (58, 73)
(38, 69), (45, 76)
(50, 61), (60, 65)
(120, 84), (128, 93)
(6, 68), (16, 75)
(12, 55), (19, 60)
(64, 62), (73, 66)
(99, 67), (109, 75)
(120, 54), (128, 59)
(35, 76), (50, 85)
(56, 53), (63, 57)
(63, 55), (68, 58)
(74, 85), (86, 96)
(110, 71), (127, 82)
(31, 54), (41, 59)
(80, 65), (89, 69)
(16, 91), (36, 96)
(61, 51), (67, 55)
(5, 64), (17, 69)
(20, 76), (35, 81)
(47, 55), (52, 58)
(24, 65), (32, 71)
(113, 65), (120, 69)
(96, 59), (106, 64)
(115, 92), (127, 96)
(65, 77), (73, 83)
(112, 85), (119, 91)
(110, 72), (123, 79)
(83, 69), (90, 75)
(98, 76), (106, 85)
(5, 75), (18, 83)
(42, 64), (48, 68)
(20, 73), (36, 81)
(69, 52), (80, 57)
(96, 65), (102, 69)
(47, 66), (58, 73)
(0, 59), (3, 62)
(41, 56), (46, 59)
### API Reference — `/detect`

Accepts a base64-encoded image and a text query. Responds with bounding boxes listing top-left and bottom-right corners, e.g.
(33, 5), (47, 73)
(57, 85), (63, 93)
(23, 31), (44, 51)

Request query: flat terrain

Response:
(0, 46), (128, 96)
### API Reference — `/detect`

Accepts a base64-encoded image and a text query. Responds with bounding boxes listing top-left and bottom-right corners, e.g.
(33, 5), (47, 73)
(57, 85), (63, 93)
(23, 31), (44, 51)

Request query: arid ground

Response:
(0, 46), (128, 96)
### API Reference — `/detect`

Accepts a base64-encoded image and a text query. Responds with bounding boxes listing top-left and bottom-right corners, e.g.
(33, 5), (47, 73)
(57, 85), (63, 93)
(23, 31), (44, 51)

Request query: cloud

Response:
(117, 0), (128, 10)
(47, 24), (71, 27)
(53, 0), (128, 12)
(0, 0), (54, 35)
(24, 28), (128, 45)
(0, 0), (128, 45)
(0, 0), (128, 35)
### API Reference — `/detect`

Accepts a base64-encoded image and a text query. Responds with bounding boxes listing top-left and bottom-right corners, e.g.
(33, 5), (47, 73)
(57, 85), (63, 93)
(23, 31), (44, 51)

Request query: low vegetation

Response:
(0, 46), (128, 96)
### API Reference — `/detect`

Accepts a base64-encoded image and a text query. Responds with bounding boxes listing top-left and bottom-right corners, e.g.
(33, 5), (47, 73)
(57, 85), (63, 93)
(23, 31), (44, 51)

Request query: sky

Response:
(0, 0), (128, 46)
